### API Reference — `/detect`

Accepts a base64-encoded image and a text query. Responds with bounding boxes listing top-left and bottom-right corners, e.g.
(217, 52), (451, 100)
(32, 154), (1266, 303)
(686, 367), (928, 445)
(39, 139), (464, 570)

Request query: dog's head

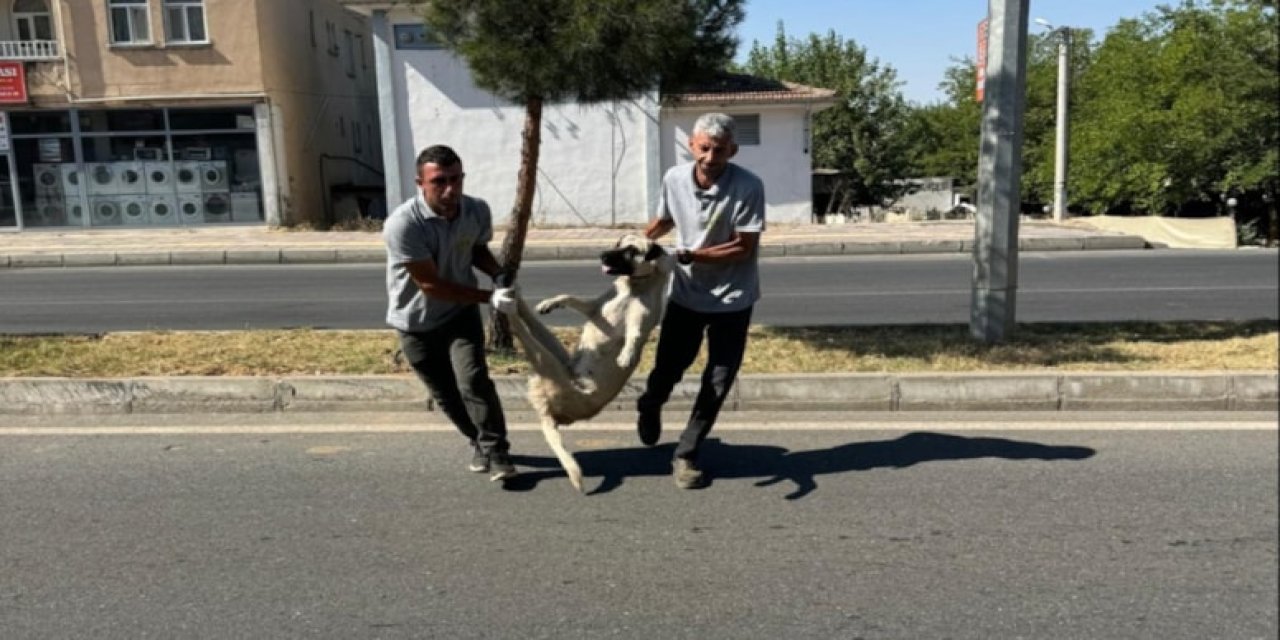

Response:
(600, 234), (671, 278)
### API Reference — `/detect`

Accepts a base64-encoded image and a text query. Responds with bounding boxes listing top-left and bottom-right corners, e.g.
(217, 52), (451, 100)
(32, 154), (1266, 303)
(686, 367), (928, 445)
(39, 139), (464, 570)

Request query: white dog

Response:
(499, 234), (674, 492)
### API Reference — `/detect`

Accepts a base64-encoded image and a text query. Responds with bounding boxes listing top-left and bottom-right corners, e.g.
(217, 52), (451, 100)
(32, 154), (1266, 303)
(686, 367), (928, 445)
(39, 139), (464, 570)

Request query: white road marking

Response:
(2, 420), (1274, 436)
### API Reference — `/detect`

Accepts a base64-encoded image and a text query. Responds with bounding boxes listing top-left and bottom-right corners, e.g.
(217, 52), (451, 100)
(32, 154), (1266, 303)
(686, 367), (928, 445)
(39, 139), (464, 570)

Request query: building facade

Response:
(341, 1), (835, 226)
(0, 0), (382, 232)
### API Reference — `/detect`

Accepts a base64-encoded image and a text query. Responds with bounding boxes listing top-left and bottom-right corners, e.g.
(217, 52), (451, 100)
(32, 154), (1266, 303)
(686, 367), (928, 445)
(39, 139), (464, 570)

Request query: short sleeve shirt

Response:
(657, 162), (766, 313)
(383, 193), (493, 332)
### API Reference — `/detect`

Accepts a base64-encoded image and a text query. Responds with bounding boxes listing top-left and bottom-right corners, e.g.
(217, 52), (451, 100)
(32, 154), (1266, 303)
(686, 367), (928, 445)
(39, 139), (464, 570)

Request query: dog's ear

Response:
(644, 242), (665, 261)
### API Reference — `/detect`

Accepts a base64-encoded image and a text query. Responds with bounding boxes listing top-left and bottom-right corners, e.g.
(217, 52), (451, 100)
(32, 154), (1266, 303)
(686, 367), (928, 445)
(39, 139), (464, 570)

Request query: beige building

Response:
(0, 0), (382, 232)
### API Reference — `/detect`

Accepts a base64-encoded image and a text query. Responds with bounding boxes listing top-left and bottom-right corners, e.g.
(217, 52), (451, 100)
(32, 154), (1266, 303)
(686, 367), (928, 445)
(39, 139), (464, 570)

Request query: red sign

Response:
(976, 18), (989, 102)
(0, 61), (27, 104)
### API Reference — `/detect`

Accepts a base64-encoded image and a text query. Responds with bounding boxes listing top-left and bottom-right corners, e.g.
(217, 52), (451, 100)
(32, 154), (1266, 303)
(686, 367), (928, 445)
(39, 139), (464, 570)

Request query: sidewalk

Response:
(0, 219), (1148, 268)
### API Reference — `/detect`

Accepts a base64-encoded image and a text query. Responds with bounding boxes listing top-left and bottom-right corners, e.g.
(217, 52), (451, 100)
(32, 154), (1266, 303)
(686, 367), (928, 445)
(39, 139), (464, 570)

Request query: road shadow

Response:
(507, 432), (1095, 499)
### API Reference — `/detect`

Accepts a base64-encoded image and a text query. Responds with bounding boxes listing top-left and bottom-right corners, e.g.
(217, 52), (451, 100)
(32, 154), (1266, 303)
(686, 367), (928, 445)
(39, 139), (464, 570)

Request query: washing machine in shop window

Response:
(87, 163), (120, 196)
(143, 162), (173, 195)
(120, 195), (149, 226)
(34, 164), (64, 197)
(32, 197), (67, 227)
(60, 163), (82, 194)
(199, 161), (228, 191)
(148, 195), (178, 225)
(64, 197), (86, 226)
(174, 161), (202, 194)
(91, 198), (123, 226)
(116, 162), (146, 194)
(230, 192), (262, 222)
(203, 192), (231, 223)
(177, 194), (203, 225)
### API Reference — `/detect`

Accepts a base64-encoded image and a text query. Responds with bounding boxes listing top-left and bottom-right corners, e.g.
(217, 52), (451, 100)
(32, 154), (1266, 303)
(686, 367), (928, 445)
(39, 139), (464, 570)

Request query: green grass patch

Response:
(0, 321), (1274, 378)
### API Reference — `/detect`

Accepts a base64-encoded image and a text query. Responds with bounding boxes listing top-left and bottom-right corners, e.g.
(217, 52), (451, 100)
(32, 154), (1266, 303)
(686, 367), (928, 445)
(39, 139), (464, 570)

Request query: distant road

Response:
(0, 250), (1275, 333)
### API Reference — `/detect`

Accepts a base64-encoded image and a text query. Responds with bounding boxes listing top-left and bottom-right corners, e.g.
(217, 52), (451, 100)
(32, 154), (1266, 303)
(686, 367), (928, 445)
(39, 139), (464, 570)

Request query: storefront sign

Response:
(976, 18), (989, 102)
(0, 62), (27, 104)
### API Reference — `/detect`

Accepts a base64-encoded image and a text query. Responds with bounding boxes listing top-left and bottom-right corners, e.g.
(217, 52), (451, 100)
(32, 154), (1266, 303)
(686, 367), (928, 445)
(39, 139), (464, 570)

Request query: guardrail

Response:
(0, 40), (60, 60)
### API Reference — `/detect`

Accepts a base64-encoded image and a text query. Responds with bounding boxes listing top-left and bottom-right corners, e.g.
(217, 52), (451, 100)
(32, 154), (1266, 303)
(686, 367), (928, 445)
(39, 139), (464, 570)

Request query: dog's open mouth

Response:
(602, 263), (630, 276)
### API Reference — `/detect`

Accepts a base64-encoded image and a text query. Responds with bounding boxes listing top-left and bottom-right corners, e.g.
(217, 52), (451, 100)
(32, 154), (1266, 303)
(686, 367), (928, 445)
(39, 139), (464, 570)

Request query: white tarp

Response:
(1070, 215), (1237, 249)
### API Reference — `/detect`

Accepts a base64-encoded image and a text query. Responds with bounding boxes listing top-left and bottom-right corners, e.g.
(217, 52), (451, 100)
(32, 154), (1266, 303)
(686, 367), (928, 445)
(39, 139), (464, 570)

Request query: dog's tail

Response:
(540, 419), (585, 493)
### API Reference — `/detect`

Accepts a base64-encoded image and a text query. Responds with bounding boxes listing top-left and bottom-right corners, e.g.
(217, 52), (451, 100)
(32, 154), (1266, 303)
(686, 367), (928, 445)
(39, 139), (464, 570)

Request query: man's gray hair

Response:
(692, 112), (736, 140)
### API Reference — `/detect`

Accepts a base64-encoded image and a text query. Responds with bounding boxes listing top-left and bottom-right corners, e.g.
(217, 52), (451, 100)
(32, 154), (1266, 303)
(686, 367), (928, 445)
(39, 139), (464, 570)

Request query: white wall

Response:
(661, 107), (817, 224)
(388, 23), (658, 226)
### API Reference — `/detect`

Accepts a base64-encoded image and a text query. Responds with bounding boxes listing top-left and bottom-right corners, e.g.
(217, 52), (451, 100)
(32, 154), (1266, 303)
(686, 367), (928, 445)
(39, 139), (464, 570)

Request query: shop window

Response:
(13, 0), (54, 41)
(168, 107), (255, 131)
(9, 110), (71, 135)
(76, 109), (165, 133)
(108, 0), (152, 46)
(164, 0), (208, 45)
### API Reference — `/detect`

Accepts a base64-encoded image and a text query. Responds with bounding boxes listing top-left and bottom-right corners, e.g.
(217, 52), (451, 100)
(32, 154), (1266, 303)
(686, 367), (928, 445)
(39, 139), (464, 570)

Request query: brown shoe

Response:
(673, 458), (706, 489)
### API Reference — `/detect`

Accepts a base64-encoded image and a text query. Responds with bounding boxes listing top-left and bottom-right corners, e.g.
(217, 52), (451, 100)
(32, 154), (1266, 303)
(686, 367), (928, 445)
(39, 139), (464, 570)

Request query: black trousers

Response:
(637, 300), (753, 461)
(398, 306), (509, 453)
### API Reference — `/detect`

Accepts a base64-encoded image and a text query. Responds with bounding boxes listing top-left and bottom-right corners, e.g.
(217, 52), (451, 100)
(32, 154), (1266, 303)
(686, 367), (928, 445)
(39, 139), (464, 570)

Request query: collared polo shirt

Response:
(383, 193), (493, 332)
(657, 162), (766, 313)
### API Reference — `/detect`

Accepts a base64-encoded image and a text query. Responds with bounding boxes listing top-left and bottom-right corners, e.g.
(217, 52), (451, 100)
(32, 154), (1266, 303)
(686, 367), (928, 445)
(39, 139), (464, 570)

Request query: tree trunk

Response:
(487, 96), (543, 352)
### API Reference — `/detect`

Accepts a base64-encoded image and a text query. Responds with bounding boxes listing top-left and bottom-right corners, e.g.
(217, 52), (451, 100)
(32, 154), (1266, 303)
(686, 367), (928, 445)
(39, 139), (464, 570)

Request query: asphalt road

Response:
(1, 415), (1275, 639)
(0, 250), (1276, 333)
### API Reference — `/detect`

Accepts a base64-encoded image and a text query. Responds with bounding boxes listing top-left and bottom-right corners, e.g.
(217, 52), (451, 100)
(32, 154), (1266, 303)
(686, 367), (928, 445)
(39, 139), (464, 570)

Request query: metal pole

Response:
(1052, 29), (1070, 223)
(971, 0), (1030, 344)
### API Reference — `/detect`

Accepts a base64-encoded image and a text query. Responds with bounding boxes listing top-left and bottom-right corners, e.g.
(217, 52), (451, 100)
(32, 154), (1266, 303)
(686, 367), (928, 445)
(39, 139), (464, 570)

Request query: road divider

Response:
(2, 372), (1273, 416)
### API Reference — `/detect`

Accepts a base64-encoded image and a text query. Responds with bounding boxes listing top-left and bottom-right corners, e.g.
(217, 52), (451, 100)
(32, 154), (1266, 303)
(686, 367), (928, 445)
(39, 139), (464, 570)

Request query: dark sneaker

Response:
(488, 450), (518, 482)
(637, 408), (662, 446)
(673, 458), (706, 490)
(467, 441), (489, 473)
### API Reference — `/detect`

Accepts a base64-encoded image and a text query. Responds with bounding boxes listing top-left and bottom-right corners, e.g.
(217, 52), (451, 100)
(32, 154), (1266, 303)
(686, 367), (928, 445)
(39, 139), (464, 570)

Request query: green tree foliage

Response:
(414, 0), (743, 347)
(902, 60), (983, 192)
(740, 24), (912, 208)
(904, 0), (1276, 234)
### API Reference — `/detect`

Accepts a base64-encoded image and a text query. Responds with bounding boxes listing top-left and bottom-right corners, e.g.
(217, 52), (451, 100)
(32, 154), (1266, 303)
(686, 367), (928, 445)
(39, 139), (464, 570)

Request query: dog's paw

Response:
(535, 299), (562, 315)
(616, 349), (637, 370)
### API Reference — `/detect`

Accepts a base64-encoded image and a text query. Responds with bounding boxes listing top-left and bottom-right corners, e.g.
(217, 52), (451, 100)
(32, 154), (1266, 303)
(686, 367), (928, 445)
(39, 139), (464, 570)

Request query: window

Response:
(308, 11), (315, 48)
(164, 0), (207, 44)
(356, 34), (366, 69)
(108, 0), (151, 45)
(14, 0), (53, 41)
(734, 114), (761, 146)
(343, 29), (355, 77)
(393, 23), (442, 50)
(326, 20), (337, 56)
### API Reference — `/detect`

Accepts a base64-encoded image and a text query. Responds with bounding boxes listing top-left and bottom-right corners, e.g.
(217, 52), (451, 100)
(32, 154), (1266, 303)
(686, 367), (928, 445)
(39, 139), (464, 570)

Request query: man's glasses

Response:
(427, 173), (465, 187)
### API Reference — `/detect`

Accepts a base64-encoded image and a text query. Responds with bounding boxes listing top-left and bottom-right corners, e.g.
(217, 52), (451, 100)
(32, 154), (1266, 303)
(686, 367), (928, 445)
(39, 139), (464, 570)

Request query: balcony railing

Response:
(0, 40), (60, 61)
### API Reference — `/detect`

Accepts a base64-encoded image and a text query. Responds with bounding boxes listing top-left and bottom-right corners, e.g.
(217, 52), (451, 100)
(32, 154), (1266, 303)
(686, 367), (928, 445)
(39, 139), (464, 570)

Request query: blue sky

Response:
(734, 0), (1168, 104)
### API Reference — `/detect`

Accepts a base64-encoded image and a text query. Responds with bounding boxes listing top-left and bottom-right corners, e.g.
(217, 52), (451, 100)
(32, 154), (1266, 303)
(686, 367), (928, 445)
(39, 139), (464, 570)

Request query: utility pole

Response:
(971, 0), (1030, 344)
(1042, 22), (1072, 223)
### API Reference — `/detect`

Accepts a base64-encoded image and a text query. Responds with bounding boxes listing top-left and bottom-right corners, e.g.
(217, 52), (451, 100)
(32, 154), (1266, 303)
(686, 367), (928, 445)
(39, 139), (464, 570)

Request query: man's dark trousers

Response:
(399, 305), (509, 453)
(637, 300), (752, 461)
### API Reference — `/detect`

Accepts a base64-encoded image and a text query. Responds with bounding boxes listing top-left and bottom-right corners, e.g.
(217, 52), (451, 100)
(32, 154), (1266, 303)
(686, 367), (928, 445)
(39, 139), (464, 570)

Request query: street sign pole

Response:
(971, 0), (1030, 343)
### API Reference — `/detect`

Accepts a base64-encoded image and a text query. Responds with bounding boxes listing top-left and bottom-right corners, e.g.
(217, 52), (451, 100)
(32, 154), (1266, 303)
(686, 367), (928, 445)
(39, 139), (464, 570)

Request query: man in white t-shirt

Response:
(383, 145), (520, 482)
(637, 113), (766, 489)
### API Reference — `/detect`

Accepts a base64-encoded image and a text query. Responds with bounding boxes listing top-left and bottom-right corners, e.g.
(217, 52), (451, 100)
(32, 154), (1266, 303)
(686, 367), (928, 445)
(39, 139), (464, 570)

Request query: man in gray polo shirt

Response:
(637, 112), (765, 489)
(383, 145), (520, 482)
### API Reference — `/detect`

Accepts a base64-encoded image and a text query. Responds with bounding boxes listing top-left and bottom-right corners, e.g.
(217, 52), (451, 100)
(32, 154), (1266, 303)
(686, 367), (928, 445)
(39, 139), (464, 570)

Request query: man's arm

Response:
(644, 217), (674, 240)
(404, 258), (494, 305)
(685, 231), (759, 264)
(472, 244), (503, 280)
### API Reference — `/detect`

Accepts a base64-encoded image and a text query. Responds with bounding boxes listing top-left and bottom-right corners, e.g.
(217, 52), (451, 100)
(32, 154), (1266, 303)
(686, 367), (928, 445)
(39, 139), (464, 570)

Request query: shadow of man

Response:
(509, 432), (1094, 499)
(754, 432), (1096, 500)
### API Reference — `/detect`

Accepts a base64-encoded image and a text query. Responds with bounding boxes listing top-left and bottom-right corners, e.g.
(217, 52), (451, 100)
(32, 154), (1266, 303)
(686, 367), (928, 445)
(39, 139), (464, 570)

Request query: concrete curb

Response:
(0, 235), (1149, 269)
(2, 371), (1273, 416)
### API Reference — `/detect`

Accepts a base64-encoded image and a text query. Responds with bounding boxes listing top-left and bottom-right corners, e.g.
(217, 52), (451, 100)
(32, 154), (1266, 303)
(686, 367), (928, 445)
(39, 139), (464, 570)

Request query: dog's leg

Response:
(540, 417), (584, 493)
(535, 294), (598, 318)
(507, 295), (574, 381)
